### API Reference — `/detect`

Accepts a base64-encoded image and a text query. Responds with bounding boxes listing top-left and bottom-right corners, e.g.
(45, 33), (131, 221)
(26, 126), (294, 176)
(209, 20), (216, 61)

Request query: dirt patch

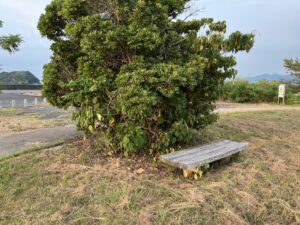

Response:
(0, 109), (55, 135)
(216, 102), (300, 113)
(0, 108), (72, 136)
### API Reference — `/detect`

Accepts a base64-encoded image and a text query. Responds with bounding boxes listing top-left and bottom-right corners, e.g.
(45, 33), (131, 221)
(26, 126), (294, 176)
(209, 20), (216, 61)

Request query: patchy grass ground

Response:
(0, 110), (299, 225)
(216, 102), (300, 113)
(0, 109), (71, 136)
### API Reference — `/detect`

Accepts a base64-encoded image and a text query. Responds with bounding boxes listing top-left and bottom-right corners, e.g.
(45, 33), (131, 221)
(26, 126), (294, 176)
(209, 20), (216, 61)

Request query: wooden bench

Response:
(160, 140), (248, 177)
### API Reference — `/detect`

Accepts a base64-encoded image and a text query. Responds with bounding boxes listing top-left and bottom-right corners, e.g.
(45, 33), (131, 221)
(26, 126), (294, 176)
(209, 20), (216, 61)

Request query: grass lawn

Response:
(0, 110), (299, 225)
(0, 109), (71, 136)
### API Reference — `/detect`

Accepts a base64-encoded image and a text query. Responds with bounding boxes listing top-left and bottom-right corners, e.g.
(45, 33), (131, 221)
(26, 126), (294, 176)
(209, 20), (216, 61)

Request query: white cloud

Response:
(193, 0), (300, 76)
(0, 0), (51, 31)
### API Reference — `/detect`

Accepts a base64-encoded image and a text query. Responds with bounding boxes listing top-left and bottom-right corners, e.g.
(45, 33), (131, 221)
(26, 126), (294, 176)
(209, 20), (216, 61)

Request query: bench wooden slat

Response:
(182, 144), (247, 169)
(160, 140), (248, 170)
(162, 140), (231, 160)
(167, 142), (240, 164)
(180, 142), (246, 165)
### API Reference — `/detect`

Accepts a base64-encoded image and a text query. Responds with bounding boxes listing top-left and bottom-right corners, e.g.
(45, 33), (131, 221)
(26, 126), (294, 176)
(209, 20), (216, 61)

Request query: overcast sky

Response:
(0, 0), (299, 81)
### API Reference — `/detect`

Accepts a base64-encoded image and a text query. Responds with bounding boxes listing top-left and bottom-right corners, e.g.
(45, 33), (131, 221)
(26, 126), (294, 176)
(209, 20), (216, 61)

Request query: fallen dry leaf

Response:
(136, 168), (145, 174)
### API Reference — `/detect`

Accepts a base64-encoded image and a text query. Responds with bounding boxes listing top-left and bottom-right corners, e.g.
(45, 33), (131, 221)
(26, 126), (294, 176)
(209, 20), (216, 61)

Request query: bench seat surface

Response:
(160, 140), (248, 170)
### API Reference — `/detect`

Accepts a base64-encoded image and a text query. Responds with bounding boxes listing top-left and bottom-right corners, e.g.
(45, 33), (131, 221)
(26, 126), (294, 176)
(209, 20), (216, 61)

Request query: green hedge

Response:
(221, 79), (300, 104)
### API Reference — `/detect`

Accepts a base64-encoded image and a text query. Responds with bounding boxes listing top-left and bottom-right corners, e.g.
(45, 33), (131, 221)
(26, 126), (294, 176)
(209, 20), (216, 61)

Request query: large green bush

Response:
(38, 0), (254, 155)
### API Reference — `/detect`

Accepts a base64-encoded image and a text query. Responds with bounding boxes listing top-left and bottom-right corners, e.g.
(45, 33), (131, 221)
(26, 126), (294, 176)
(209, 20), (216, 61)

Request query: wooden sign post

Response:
(278, 84), (286, 105)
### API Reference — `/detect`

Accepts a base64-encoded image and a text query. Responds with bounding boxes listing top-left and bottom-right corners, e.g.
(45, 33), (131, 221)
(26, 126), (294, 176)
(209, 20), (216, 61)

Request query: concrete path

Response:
(0, 90), (43, 108)
(0, 125), (81, 157)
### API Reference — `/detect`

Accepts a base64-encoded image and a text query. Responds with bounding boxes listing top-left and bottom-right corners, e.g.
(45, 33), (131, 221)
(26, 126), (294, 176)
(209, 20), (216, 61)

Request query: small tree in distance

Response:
(0, 20), (22, 53)
(0, 20), (22, 91)
(284, 58), (300, 79)
(38, 0), (255, 156)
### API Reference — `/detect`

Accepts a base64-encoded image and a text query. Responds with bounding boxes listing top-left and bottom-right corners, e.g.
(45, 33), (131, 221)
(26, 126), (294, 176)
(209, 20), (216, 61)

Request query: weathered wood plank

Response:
(162, 140), (231, 160)
(167, 142), (240, 163)
(160, 140), (248, 170)
(180, 143), (247, 165)
(183, 144), (247, 169)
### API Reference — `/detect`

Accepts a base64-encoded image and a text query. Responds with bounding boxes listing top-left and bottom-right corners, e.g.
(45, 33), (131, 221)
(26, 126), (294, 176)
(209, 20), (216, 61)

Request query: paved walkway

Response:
(0, 90), (43, 108)
(0, 125), (81, 157)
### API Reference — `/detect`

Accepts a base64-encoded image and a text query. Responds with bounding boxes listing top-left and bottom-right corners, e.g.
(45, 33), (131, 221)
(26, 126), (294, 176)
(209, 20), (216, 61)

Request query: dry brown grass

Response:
(216, 102), (300, 113)
(0, 109), (70, 136)
(0, 110), (299, 225)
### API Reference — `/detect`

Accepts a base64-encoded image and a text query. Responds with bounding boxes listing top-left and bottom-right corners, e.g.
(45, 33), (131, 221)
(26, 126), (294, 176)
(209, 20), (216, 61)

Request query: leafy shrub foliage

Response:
(38, 0), (254, 155)
(221, 79), (299, 104)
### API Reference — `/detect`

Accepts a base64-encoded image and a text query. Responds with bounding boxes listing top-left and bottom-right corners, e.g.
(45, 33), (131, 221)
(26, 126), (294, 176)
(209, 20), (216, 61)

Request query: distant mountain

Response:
(242, 73), (296, 83)
(0, 71), (41, 85)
